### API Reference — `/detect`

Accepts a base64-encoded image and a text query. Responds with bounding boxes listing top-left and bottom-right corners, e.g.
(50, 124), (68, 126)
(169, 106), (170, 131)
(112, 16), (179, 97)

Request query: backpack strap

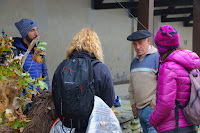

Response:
(175, 100), (184, 132)
(91, 59), (101, 82)
(91, 59), (101, 67)
(59, 60), (68, 120)
(185, 68), (190, 74)
(175, 68), (194, 132)
(184, 68), (200, 107)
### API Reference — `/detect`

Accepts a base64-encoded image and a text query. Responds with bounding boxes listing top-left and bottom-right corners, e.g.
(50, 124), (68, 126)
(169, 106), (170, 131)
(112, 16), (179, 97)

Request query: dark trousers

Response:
(162, 125), (197, 133)
(75, 128), (86, 133)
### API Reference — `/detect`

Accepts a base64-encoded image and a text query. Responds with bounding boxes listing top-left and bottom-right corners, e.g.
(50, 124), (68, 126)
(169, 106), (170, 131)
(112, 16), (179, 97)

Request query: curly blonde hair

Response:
(66, 28), (104, 62)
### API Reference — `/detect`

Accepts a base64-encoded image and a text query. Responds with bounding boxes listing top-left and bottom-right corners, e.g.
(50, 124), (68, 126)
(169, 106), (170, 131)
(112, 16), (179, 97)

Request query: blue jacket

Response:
(12, 37), (50, 90)
(53, 51), (115, 107)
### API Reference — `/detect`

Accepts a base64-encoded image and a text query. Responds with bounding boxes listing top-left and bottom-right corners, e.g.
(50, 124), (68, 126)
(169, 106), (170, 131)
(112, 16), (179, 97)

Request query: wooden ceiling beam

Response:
(129, 7), (192, 18)
(160, 6), (175, 21)
(91, 0), (194, 27)
(154, 7), (193, 16)
(92, 1), (138, 9)
(154, 0), (193, 7)
(92, 0), (193, 10)
(161, 16), (193, 22)
(184, 23), (193, 27)
(183, 14), (193, 27)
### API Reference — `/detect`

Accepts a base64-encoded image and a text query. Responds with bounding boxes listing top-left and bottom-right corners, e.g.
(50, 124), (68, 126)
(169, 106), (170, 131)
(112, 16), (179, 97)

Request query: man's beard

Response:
(25, 35), (37, 43)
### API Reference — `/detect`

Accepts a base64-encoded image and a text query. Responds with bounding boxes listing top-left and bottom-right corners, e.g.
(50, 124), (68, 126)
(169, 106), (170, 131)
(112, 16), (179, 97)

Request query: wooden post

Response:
(137, 0), (154, 45)
(193, 0), (200, 56)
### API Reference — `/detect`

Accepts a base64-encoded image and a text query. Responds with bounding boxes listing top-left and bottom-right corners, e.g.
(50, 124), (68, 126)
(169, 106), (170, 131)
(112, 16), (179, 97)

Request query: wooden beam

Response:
(183, 14), (193, 27)
(193, 0), (200, 56)
(161, 16), (192, 22)
(91, 0), (104, 9)
(129, 7), (193, 18)
(98, 0), (104, 3)
(154, 7), (193, 16)
(91, 0), (194, 27)
(137, 0), (154, 45)
(92, 1), (138, 10)
(129, 8), (138, 17)
(154, 0), (193, 7)
(92, 0), (193, 10)
(161, 6), (175, 22)
(184, 23), (193, 27)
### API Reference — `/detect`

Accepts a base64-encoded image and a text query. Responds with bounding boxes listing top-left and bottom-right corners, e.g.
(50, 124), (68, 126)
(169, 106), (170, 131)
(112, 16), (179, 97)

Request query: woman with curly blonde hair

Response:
(52, 28), (115, 133)
(66, 28), (104, 62)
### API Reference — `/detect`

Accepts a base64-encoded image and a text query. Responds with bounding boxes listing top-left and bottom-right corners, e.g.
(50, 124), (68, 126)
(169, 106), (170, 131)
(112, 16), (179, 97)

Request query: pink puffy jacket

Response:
(149, 49), (200, 132)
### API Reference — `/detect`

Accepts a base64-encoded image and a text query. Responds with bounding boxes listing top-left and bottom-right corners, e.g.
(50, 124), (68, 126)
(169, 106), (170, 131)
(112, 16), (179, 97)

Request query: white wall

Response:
(0, 0), (132, 88)
(0, 0), (193, 97)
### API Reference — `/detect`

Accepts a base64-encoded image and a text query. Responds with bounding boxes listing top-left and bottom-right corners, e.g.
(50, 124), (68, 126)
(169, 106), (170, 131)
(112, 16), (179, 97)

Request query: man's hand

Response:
(149, 101), (155, 110)
(131, 104), (138, 118)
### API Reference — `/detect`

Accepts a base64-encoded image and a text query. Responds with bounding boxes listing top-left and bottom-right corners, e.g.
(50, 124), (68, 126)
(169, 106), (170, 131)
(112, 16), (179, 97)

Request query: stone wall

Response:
(115, 100), (143, 133)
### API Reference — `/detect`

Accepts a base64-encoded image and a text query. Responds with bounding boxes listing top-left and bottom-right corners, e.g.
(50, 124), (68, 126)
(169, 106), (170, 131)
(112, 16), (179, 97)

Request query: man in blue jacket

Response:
(13, 19), (50, 92)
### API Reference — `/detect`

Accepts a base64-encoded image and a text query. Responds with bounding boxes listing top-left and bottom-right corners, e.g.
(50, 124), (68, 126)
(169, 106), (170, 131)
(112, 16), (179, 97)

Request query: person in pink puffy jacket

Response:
(149, 25), (200, 133)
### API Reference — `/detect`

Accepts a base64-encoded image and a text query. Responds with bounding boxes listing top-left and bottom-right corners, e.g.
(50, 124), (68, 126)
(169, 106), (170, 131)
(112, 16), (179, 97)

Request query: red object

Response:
(51, 117), (60, 128)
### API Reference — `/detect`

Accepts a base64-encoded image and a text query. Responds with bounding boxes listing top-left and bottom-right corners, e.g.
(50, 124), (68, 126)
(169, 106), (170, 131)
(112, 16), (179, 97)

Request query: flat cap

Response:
(127, 30), (152, 41)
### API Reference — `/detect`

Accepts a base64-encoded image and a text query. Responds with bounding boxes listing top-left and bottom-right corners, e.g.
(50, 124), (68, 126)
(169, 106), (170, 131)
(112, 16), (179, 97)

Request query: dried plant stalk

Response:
(21, 38), (38, 68)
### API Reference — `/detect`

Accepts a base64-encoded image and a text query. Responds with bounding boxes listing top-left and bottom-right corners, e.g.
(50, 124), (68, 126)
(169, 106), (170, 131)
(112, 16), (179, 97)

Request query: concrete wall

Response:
(0, 0), (132, 86)
(0, 0), (193, 98)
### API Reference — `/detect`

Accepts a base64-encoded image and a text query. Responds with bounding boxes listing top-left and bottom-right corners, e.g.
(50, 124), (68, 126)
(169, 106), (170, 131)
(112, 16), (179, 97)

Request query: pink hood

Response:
(149, 49), (200, 132)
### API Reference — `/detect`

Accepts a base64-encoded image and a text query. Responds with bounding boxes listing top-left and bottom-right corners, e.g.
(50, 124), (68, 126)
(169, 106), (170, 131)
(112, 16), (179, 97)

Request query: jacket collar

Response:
(70, 51), (97, 60)
(137, 45), (158, 61)
(13, 37), (36, 53)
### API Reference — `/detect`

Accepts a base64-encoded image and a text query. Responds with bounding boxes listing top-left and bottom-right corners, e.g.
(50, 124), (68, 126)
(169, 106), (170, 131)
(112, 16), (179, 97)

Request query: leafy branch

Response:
(0, 31), (48, 132)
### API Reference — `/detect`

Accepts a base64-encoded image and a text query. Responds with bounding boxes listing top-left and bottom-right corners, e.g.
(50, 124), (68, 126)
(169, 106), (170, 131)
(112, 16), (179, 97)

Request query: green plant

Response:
(0, 31), (48, 132)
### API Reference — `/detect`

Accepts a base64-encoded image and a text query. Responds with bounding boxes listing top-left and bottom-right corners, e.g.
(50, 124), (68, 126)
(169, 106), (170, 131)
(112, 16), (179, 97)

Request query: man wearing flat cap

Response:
(127, 30), (159, 133)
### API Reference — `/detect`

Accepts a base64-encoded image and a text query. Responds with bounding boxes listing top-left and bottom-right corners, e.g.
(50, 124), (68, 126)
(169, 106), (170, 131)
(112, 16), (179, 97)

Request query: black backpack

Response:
(52, 58), (100, 129)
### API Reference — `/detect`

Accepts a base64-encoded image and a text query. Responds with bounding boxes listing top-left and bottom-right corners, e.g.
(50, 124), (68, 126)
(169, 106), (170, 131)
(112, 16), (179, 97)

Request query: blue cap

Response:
(15, 19), (37, 38)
